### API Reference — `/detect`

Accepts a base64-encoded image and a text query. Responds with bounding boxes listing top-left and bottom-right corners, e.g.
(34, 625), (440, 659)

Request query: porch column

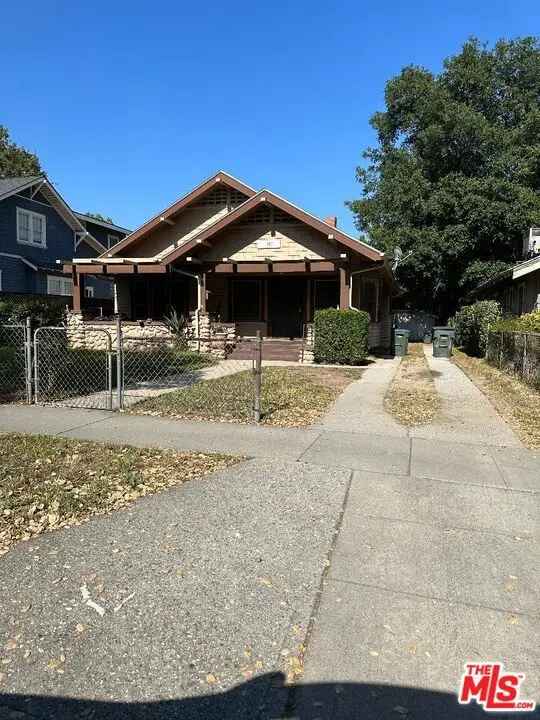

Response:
(72, 270), (84, 313)
(339, 266), (350, 310)
(199, 272), (207, 313)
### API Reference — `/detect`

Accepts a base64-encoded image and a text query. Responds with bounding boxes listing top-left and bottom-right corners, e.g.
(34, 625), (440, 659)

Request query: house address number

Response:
(256, 237), (281, 249)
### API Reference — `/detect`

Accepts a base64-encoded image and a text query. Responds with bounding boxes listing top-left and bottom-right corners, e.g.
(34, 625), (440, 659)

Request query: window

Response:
(47, 275), (72, 296)
(360, 278), (380, 322)
(107, 234), (119, 249)
(84, 286), (95, 298)
(17, 207), (47, 247)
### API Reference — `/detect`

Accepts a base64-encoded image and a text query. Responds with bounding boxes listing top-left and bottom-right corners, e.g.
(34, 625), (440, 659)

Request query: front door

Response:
(269, 279), (304, 338)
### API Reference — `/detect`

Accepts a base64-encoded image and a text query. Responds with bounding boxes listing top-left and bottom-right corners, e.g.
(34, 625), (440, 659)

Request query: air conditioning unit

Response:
(523, 227), (540, 259)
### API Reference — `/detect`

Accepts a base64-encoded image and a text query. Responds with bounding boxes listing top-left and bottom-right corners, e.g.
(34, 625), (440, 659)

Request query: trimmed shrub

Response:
(491, 309), (540, 334)
(454, 300), (502, 357)
(313, 308), (370, 365)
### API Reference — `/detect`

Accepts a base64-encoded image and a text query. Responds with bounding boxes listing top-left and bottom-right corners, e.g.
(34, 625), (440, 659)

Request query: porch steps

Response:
(228, 339), (304, 362)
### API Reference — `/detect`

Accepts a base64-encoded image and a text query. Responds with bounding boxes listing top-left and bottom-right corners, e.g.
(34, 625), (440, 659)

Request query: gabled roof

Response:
(513, 253), (540, 280)
(0, 176), (43, 200)
(0, 175), (107, 254)
(75, 212), (131, 235)
(161, 189), (384, 264)
(104, 171), (257, 258)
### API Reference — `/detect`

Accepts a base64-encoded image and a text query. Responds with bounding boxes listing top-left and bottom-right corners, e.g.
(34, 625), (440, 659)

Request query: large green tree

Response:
(347, 37), (540, 318)
(0, 125), (42, 177)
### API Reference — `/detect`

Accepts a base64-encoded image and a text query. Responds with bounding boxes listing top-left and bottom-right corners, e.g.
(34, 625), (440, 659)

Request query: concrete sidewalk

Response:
(0, 402), (538, 491)
(0, 354), (539, 719)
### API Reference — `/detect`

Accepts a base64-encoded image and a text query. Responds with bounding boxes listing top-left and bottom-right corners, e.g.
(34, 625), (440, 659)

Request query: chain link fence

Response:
(120, 333), (262, 421)
(34, 326), (114, 410)
(0, 317), (267, 420)
(0, 322), (32, 404)
(486, 330), (540, 388)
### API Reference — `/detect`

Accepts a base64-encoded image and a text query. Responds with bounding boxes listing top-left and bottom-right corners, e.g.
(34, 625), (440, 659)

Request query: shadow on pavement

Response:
(2, 671), (533, 719)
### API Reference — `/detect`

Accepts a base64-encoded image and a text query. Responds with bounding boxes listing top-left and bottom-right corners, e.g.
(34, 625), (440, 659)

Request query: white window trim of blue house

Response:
(47, 274), (72, 296)
(107, 233), (119, 249)
(17, 207), (47, 248)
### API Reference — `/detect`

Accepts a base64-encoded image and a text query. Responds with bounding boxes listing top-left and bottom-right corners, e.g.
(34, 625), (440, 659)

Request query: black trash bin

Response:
(393, 329), (410, 357)
(433, 326), (455, 358)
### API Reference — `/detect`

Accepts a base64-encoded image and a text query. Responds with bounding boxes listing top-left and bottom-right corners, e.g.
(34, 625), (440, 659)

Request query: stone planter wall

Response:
(301, 323), (314, 363)
(66, 313), (174, 351)
(187, 312), (237, 359)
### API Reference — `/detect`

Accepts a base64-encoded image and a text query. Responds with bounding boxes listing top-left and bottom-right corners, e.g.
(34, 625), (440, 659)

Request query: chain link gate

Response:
(0, 321), (32, 404)
(34, 326), (115, 410)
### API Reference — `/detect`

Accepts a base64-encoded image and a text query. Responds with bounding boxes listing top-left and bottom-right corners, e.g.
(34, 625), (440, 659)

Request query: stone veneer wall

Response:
(187, 312), (236, 359)
(66, 312), (174, 351)
(301, 323), (315, 364)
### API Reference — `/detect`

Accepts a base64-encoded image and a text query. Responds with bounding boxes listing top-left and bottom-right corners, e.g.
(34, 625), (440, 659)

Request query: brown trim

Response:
(136, 264), (169, 274)
(72, 272), (84, 313)
(106, 264), (135, 274)
(339, 266), (350, 309)
(104, 172), (256, 258)
(75, 264), (105, 274)
(163, 190), (383, 264)
(206, 260), (339, 275)
(200, 271), (206, 312)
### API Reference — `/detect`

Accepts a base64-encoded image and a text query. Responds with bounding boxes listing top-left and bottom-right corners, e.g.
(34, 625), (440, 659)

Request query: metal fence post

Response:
(116, 315), (124, 410)
(253, 330), (262, 423)
(33, 328), (40, 404)
(24, 317), (33, 404)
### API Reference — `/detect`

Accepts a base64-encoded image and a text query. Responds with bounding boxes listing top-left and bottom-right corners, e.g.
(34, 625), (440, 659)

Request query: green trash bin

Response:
(433, 326), (455, 358)
(393, 329), (410, 357)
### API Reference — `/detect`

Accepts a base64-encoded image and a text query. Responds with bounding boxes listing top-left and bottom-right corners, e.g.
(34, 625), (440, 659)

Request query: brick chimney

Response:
(324, 216), (337, 228)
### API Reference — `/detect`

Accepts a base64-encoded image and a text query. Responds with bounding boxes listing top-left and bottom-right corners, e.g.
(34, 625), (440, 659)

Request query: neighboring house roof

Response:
(106, 171), (256, 258)
(100, 171), (383, 264)
(468, 254), (540, 301)
(512, 254), (540, 280)
(0, 175), (106, 255)
(0, 176), (43, 199)
(74, 212), (131, 235)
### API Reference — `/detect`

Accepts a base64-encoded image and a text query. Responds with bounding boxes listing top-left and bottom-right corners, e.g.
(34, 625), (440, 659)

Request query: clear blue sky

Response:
(2, 0), (538, 235)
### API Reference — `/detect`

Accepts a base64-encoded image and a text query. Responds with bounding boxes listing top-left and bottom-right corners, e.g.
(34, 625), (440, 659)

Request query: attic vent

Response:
(194, 187), (247, 207)
(239, 206), (301, 225)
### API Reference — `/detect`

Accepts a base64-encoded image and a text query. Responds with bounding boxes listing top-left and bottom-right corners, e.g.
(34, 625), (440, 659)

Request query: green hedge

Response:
(453, 300), (502, 357)
(313, 308), (370, 365)
(0, 296), (65, 326)
(491, 309), (540, 333)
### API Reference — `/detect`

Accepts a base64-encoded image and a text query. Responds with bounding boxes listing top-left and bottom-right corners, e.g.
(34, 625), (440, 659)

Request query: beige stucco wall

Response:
(199, 222), (337, 262)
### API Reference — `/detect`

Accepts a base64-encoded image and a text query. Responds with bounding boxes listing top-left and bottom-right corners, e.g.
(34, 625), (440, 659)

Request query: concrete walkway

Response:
(410, 347), (522, 447)
(0, 355), (539, 719)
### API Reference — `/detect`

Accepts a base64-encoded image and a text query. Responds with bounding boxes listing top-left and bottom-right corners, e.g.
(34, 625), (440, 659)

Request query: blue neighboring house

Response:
(0, 175), (130, 305)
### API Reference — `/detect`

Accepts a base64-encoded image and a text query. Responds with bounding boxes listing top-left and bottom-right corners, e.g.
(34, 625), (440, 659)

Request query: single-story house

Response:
(66, 172), (395, 357)
(470, 228), (540, 315)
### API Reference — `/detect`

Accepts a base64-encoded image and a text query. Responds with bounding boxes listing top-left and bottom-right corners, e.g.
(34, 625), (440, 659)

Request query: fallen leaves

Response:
(130, 367), (363, 427)
(452, 349), (540, 449)
(0, 433), (239, 555)
(385, 344), (441, 426)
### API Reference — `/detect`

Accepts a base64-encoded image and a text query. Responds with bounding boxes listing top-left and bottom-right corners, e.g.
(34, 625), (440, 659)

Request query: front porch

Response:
(69, 259), (393, 357)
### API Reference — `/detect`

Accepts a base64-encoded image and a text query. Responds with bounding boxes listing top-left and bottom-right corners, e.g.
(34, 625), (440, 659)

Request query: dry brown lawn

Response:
(0, 433), (239, 555)
(453, 349), (540, 449)
(385, 343), (441, 426)
(132, 366), (363, 427)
